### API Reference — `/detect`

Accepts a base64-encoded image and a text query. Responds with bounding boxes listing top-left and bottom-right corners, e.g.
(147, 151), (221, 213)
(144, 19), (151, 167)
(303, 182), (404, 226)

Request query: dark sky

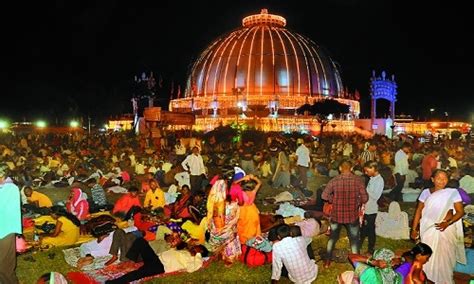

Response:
(3, 0), (473, 124)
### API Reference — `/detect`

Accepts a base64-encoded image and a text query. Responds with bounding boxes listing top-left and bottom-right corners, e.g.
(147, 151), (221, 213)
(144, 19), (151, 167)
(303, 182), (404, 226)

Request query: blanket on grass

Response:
(64, 247), (215, 284)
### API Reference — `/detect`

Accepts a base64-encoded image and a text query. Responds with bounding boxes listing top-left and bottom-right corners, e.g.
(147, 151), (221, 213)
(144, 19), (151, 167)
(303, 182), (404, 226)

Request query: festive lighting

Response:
(0, 120), (8, 129)
(169, 9), (361, 132)
(70, 120), (79, 128)
(242, 9), (286, 28)
(36, 120), (47, 128)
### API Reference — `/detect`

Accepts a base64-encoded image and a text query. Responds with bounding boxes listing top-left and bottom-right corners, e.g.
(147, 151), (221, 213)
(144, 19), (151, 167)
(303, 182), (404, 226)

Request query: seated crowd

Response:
(0, 130), (472, 284)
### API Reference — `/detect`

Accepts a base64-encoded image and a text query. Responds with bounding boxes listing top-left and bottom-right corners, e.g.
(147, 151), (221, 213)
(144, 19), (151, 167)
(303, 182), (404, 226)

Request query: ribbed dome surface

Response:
(185, 9), (343, 99)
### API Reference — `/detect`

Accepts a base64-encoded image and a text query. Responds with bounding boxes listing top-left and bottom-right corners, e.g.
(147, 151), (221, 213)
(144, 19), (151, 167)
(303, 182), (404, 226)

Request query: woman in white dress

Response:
(411, 169), (466, 283)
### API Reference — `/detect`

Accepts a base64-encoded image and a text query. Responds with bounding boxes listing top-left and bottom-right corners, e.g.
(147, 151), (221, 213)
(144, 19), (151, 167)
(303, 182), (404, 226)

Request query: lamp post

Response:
(429, 108), (435, 120)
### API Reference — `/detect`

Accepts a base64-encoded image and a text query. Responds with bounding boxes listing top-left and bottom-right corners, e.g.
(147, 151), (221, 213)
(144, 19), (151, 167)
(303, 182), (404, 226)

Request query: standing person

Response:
(390, 142), (411, 202)
(410, 169), (466, 283)
(181, 146), (206, 194)
(359, 142), (377, 165)
(236, 174), (262, 244)
(239, 141), (256, 175)
(360, 161), (384, 255)
(271, 146), (290, 189)
(295, 138), (311, 191)
(0, 169), (21, 284)
(421, 147), (439, 188)
(322, 160), (368, 268)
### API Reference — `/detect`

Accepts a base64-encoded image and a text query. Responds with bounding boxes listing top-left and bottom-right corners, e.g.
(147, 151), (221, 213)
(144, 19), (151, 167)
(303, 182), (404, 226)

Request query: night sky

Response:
(3, 0), (472, 124)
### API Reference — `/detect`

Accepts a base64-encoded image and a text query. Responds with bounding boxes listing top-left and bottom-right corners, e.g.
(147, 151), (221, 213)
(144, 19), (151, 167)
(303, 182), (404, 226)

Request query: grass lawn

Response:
(17, 173), (417, 283)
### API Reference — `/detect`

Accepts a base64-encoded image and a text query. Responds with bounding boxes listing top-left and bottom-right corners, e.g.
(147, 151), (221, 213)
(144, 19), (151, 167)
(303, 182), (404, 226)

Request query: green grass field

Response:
(16, 173), (417, 283)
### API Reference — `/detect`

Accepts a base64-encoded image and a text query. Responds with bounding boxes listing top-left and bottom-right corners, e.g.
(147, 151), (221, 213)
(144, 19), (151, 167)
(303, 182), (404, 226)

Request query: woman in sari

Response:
(411, 169), (466, 283)
(271, 147), (290, 189)
(164, 184), (192, 219)
(207, 175), (241, 265)
(347, 248), (403, 284)
(236, 174), (262, 244)
(41, 206), (80, 247)
(66, 187), (89, 221)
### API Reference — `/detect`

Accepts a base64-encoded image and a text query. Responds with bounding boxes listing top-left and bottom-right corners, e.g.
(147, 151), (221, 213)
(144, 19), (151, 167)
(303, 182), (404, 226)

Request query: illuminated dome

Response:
(169, 9), (359, 132)
(185, 9), (343, 101)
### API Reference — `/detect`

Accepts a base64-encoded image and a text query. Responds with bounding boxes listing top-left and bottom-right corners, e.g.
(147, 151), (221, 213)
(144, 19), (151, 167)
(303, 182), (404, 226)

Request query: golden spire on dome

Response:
(242, 9), (286, 28)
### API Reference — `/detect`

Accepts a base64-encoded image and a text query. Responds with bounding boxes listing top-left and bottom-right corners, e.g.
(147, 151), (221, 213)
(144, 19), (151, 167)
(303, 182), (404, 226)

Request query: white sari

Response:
(420, 188), (466, 284)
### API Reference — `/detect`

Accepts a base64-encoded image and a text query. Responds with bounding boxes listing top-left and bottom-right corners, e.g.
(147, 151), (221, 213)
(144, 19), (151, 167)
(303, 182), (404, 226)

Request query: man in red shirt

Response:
(112, 187), (141, 219)
(322, 160), (368, 268)
(421, 147), (439, 188)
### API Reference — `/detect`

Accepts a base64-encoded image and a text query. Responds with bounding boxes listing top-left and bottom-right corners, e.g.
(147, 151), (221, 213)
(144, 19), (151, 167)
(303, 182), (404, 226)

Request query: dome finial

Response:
(242, 9), (286, 28)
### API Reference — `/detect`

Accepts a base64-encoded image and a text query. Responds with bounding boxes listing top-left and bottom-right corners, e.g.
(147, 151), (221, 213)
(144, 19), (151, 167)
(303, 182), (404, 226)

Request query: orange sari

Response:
(237, 190), (261, 244)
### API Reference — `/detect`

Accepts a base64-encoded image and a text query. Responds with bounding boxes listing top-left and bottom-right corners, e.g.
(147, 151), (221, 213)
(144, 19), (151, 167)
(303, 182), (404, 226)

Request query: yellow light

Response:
(0, 120), (8, 129)
(70, 120), (79, 128)
(36, 120), (47, 128)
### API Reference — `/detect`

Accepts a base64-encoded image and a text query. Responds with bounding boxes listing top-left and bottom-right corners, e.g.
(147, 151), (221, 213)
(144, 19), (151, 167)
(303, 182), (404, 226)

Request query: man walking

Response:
(391, 142), (411, 201)
(322, 160), (367, 268)
(0, 169), (21, 283)
(181, 146), (206, 194)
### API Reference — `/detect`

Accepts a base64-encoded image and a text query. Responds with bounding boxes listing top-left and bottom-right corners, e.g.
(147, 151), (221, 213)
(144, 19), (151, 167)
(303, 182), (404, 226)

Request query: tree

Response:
(450, 130), (462, 140)
(297, 99), (350, 137)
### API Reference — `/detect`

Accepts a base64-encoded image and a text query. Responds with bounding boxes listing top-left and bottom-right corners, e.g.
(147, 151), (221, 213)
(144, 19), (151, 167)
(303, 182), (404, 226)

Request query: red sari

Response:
(164, 193), (191, 219)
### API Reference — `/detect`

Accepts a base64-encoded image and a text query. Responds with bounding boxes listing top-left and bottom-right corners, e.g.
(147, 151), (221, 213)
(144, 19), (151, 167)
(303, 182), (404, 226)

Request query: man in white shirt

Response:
(271, 224), (318, 284)
(295, 139), (311, 191)
(360, 161), (384, 254)
(391, 142), (411, 202)
(181, 146), (206, 194)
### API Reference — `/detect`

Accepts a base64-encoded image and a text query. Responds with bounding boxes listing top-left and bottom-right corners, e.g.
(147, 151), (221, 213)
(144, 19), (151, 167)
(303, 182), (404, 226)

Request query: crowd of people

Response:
(0, 129), (473, 283)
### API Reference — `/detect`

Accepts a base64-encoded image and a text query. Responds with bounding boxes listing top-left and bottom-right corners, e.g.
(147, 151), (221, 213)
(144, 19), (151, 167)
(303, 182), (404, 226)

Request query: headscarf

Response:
(233, 167), (246, 181)
(368, 248), (403, 284)
(71, 188), (87, 208)
(67, 188), (88, 218)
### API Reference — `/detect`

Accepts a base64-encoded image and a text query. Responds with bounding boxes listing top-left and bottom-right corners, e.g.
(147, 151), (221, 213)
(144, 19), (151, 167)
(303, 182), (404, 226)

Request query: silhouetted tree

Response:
(297, 99), (350, 138)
